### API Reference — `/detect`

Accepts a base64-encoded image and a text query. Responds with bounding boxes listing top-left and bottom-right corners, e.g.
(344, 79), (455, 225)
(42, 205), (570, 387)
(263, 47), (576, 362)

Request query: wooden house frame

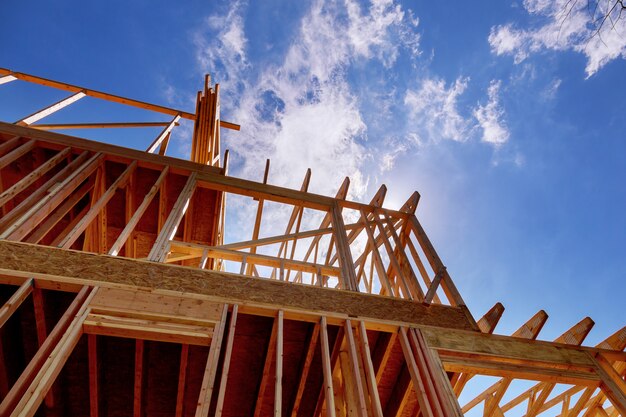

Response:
(0, 68), (623, 417)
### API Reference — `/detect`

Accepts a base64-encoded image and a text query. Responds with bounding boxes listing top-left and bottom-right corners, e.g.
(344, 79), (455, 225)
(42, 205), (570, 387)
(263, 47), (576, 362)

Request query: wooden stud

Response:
(0, 278), (33, 328)
(16, 92), (86, 126)
(359, 209), (393, 296)
(398, 327), (435, 417)
(320, 316), (337, 417)
(275, 310), (284, 417)
(371, 214), (412, 300)
(331, 202), (358, 291)
(88, 334), (99, 417)
(146, 114), (181, 153)
(0, 146), (71, 208)
(290, 323), (320, 417)
(59, 160), (137, 249)
(109, 166), (169, 256)
(1, 152), (102, 241)
(255, 314), (279, 417)
(31, 284), (48, 346)
(195, 304), (229, 417)
(0, 139), (35, 170)
(0, 150), (88, 235)
(133, 339), (145, 417)
(175, 344), (190, 417)
(148, 172), (197, 262)
(0, 74), (16, 85)
(357, 321), (384, 417)
(215, 305), (239, 417)
(3, 286), (96, 417)
(343, 320), (368, 417)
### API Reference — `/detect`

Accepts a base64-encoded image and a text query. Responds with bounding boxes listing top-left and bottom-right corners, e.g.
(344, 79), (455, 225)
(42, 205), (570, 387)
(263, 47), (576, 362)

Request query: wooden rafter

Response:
(0, 82), (622, 417)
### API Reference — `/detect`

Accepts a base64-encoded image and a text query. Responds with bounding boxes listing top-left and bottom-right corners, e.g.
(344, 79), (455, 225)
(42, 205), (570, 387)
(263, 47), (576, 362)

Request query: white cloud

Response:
(489, 0), (626, 77)
(543, 78), (562, 99)
(473, 80), (510, 146)
(345, 0), (420, 66)
(196, 0), (421, 200)
(194, 0), (248, 98)
(488, 24), (529, 64)
(379, 138), (409, 173)
(404, 77), (471, 143)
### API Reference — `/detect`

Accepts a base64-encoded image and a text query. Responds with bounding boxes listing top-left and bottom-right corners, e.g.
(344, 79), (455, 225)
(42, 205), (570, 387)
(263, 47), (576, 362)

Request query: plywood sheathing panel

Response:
(134, 167), (161, 234)
(188, 187), (217, 244)
(182, 345), (211, 417)
(103, 160), (127, 230)
(107, 227), (156, 259)
(144, 341), (181, 417)
(0, 241), (475, 331)
(101, 336), (135, 416)
(256, 318), (310, 417)
(56, 334), (90, 417)
(221, 314), (274, 417)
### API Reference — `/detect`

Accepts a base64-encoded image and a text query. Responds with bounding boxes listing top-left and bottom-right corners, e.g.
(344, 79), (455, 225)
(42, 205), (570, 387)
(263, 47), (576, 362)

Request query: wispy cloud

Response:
(473, 80), (510, 146)
(489, 0), (626, 77)
(194, 0), (249, 102)
(195, 0), (421, 200)
(404, 77), (471, 143)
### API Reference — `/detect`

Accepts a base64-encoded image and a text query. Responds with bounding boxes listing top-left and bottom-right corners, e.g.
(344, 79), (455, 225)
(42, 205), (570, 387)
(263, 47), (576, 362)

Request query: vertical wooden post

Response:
(320, 316), (337, 417)
(88, 334), (99, 417)
(175, 344), (190, 417)
(275, 310), (284, 417)
(331, 202), (358, 291)
(343, 320), (368, 417)
(398, 327), (435, 417)
(215, 305), (239, 417)
(195, 304), (229, 417)
(133, 340), (145, 417)
(290, 323), (320, 417)
(357, 321), (383, 417)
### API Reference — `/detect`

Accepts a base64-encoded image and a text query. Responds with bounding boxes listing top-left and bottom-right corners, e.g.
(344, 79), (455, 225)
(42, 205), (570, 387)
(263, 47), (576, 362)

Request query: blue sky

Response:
(1, 0), (624, 349)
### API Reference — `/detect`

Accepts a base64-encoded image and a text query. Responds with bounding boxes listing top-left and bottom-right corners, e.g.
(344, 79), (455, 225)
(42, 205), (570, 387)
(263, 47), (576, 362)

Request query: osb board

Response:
(189, 187), (218, 243)
(106, 226), (157, 259)
(222, 313), (274, 416)
(0, 241), (476, 331)
(90, 287), (223, 322)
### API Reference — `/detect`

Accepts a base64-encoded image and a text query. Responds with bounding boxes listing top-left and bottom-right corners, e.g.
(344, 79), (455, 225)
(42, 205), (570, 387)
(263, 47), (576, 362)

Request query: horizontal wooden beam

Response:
(0, 123), (413, 218)
(0, 121), (222, 175)
(168, 242), (341, 276)
(0, 67), (240, 129)
(83, 312), (213, 345)
(440, 355), (599, 387)
(421, 326), (626, 387)
(31, 122), (180, 130)
(0, 240), (475, 331)
(421, 326), (615, 367)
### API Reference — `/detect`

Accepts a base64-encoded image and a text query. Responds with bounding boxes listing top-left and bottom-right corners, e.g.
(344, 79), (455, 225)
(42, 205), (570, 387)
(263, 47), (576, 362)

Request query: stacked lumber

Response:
(191, 75), (221, 166)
